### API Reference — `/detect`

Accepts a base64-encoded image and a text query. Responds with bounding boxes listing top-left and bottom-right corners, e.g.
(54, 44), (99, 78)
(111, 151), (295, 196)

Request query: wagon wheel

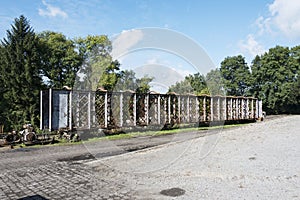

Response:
(26, 132), (37, 142)
(5, 134), (20, 143)
(5, 134), (14, 143)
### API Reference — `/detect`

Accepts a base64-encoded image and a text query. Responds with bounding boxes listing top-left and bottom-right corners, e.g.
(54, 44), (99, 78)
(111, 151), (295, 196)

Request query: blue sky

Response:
(1, 0), (300, 88)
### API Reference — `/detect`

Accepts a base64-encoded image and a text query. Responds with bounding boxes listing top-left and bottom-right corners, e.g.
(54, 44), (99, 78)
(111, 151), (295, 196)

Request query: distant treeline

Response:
(169, 49), (300, 115)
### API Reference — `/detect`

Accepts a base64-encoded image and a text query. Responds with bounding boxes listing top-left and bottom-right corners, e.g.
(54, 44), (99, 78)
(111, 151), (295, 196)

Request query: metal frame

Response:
(40, 89), (262, 131)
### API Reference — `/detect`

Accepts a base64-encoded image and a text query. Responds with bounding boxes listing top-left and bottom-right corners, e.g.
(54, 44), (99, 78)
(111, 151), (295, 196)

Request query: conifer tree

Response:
(0, 15), (43, 130)
(0, 45), (7, 128)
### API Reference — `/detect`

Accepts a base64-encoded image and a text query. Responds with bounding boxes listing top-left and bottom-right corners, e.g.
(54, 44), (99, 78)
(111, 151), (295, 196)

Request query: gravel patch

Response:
(87, 115), (300, 199)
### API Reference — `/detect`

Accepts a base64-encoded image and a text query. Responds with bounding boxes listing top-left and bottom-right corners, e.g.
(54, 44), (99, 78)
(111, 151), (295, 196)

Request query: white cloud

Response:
(171, 67), (193, 77)
(111, 29), (144, 60)
(38, 0), (68, 18)
(255, 16), (271, 35)
(239, 34), (266, 57)
(257, 0), (300, 38)
(145, 57), (194, 77)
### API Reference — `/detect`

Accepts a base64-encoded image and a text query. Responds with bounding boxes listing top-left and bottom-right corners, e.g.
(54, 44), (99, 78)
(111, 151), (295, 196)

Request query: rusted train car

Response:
(40, 89), (263, 131)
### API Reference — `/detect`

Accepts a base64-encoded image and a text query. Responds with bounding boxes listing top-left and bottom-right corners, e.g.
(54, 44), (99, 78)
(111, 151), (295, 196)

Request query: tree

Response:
(115, 70), (137, 91)
(220, 55), (251, 96)
(287, 46), (300, 113)
(0, 45), (8, 127)
(186, 73), (207, 94)
(250, 45), (299, 114)
(135, 75), (153, 93)
(75, 35), (153, 93)
(205, 69), (226, 95)
(168, 78), (193, 94)
(168, 72), (207, 95)
(249, 55), (262, 98)
(0, 15), (43, 130)
(98, 60), (122, 91)
(38, 31), (83, 89)
(114, 70), (153, 93)
(74, 35), (112, 90)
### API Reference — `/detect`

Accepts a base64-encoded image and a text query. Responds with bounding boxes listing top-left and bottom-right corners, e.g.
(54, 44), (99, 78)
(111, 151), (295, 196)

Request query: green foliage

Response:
(251, 45), (300, 114)
(115, 70), (137, 91)
(74, 35), (153, 93)
(98, 60), (122, 91)
(168, 46), (299, 114)
(38, 31), (83, 89)
(115, 70), (153, 93)
(187, 73), (207, 94)
(168, 72), (206, 95)
(205, 69), (226, 96)
(0, 16), (153, 131)
(168, 78), (193, 94)
(220, 55), (251, 96)
(135, 75), (153, 93)
(0, 46), (7, 126)
(74, 35), (112, 90)
(0, 15), (43, 130)
(76, 35), (111, 57)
